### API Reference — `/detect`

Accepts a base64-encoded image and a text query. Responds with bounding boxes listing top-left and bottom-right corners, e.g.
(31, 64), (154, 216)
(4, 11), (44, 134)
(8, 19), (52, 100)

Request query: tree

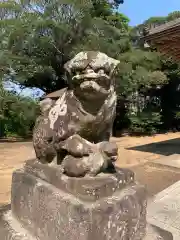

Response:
(167, 11), (180, 21)
(125, 9), (180, 134)
(0, 0), (127, 93)
(2, 0), (179, 136)
(0, 83), (39, 138)
(144, 17), (167, 28)
(159, 57), (180, 131)
(0, 0), (92, 92)
(133, 11), (180, 38)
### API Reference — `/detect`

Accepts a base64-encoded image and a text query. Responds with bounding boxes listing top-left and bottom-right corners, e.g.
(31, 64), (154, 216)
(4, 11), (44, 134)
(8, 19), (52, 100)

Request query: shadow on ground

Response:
(128, 137), (180, 156)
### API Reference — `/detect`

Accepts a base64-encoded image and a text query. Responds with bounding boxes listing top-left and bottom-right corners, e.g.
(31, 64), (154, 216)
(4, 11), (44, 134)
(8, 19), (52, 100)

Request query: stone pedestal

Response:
(4, 159), (147, 240)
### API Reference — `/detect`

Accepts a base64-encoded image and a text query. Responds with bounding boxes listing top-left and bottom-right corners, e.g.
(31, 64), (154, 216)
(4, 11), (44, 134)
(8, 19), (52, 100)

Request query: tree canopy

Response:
(132, 11), (180, 37)
(0, 0), (128, 93)
(0, 2), (180, 137)
(0, 79), (39, 138)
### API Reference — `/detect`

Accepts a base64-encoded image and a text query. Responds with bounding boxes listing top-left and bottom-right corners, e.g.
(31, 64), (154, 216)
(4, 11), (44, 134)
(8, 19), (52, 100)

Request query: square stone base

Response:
(0, 205), (35, 240)
(10, 160), (147, 240)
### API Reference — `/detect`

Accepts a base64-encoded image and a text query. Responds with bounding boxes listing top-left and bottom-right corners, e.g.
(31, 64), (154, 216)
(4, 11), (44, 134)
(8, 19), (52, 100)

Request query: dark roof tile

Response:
(42, 88), (67, 99)
(148, 18), (180, 35)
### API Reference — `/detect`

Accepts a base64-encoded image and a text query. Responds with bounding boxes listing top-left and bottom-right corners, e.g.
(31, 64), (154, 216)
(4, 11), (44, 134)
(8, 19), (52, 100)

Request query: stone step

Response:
(144, 224), (173, 240)
(131, 162), (180, 197)
(149, 154), (180, 170)
(0, 205), (35, 240)
(147, 180), (180, 240)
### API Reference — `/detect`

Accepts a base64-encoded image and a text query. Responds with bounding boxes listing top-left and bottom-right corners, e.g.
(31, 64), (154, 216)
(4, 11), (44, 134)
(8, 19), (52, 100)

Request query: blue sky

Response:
(120, 0), (180, 26)
(4, 81), (44, 98)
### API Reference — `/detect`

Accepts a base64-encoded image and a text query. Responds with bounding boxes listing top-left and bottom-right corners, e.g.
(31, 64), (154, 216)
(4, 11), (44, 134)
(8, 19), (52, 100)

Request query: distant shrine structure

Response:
(142, 18), (180, 60)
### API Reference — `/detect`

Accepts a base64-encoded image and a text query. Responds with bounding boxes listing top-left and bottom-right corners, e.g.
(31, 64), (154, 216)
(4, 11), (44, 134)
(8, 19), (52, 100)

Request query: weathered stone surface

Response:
(0, 205), (35, 240)
(33, 51), (120, 177)
(150, 154), (180, 170)
(4, 51), (147, 240)
(147, 180), (180, 239)
(24, 159), (134, 202)
(11, 165), (147, 240)
(144, 224), (173, 240)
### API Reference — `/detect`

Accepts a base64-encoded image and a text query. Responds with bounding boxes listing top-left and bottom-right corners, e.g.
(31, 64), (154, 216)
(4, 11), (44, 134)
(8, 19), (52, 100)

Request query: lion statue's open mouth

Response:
(72, 71), (110, 96)
(80, 80), (108, 94)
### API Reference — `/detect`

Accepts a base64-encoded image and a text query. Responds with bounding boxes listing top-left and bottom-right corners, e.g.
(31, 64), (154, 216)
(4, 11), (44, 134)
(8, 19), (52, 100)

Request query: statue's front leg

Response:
(97, 141), (118, 162)
(55, 134), (94, 158)
(55, 134), (117, 177)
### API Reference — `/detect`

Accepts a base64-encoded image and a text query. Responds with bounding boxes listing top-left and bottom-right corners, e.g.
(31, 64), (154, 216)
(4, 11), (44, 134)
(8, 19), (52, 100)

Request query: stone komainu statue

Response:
(33, 51), (120, 177)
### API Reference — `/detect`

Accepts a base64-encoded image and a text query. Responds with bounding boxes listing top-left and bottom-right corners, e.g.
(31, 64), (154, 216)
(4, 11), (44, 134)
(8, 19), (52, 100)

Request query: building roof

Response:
(41, 88), (67, 99)
(142, 18), (180, 61)
(148, 18), (180, 36)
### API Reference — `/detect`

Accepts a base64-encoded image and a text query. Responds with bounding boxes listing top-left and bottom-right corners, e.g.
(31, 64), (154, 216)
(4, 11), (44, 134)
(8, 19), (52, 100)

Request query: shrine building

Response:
(142, 18), (180, 60)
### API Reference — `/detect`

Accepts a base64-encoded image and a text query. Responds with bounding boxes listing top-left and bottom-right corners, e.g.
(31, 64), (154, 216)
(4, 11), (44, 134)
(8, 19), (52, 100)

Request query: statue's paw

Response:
(62, 148), (116, 178)
(97, 141), (118, 159)
(60, 134), (94, 157)
(110, 155), (117, 162)
(82, 151), (116, 176)
(62, 155), (88, 177)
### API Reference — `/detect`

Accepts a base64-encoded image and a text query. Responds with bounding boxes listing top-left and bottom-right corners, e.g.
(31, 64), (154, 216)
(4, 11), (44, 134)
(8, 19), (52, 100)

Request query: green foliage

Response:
(128, 111), (162, 135)
(0, 0), (127, 93)
(1, 1), (180, 137)
(0, 85), (39, 138)
(175, 111), (180, 120)
(167, 11), (180, 21)
(107, 12), (130, 31)
(123, 11), (180, 135)
(144, 16), (167, 28)
(159, 57), (180, 131)
(115, 50), (168, 96)
(132, 11), (180, 37)
(1, 0), (166, 99)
